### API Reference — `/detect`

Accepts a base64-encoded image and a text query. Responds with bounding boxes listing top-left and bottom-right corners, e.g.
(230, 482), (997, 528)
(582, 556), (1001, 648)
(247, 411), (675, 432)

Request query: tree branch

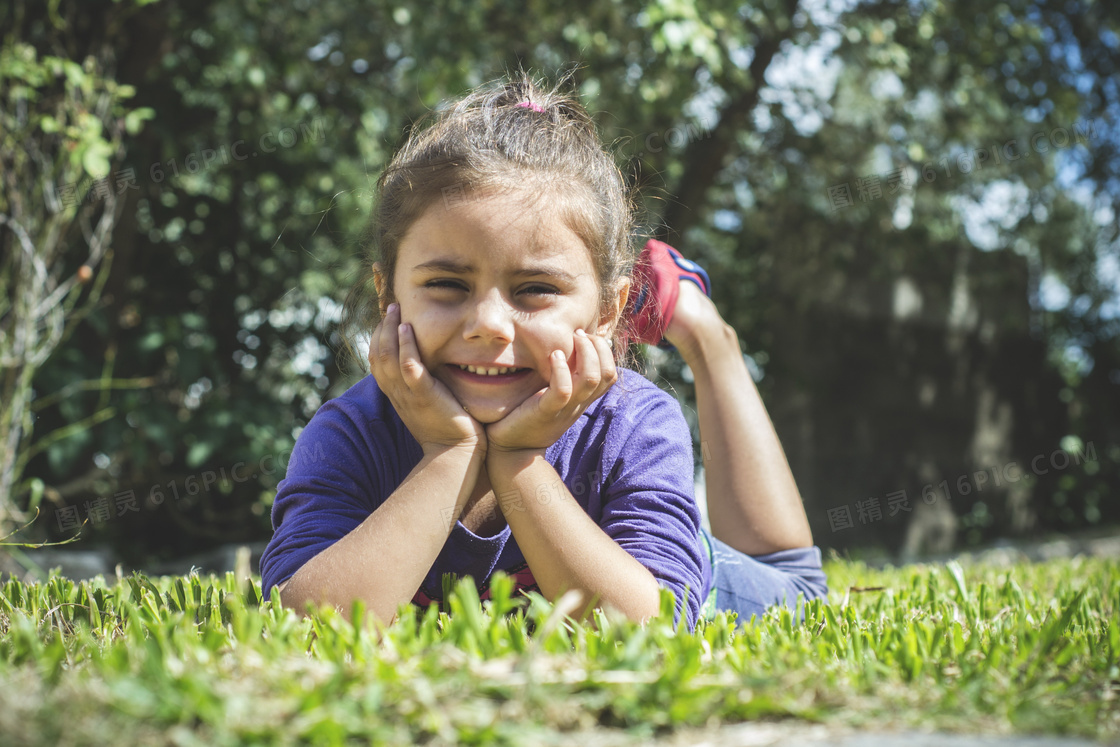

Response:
(659, 0), (801, 239)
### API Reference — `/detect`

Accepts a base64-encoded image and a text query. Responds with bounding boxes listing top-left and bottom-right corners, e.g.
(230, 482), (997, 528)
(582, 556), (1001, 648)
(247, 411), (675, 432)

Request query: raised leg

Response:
(664, 282), (814, 556)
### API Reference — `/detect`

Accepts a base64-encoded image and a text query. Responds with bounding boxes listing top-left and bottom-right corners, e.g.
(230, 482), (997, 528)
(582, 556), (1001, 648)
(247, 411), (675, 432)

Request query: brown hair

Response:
(338, 72), (638, 373)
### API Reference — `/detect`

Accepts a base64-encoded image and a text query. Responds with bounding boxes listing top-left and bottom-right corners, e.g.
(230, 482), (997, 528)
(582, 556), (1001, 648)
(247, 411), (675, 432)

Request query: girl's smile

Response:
(385, 188), (620, 423)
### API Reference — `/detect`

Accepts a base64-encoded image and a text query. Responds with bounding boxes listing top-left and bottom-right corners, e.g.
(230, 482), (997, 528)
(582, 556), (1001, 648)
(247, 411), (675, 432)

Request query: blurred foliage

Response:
(1, 0), (1117, 564)
(0, 0), (157, 533)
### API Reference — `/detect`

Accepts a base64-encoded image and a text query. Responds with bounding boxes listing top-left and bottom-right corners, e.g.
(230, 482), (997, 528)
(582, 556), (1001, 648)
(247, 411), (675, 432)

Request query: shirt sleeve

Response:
(258, 387), (415, 599)
(597, 389), (705, 629)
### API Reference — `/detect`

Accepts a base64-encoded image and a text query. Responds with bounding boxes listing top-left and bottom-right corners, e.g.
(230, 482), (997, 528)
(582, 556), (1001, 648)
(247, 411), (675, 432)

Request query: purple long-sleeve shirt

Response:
(260, 368), (711, 628)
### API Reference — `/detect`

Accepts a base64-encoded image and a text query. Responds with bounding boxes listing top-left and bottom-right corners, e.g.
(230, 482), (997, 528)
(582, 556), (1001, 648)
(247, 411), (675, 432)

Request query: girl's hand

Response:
(369, 303), (485, 455)
(486, 329), (617, 455)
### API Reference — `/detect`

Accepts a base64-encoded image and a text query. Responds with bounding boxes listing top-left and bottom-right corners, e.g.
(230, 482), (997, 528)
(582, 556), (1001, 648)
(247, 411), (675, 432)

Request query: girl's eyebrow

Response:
(412, 259), (473, 273)
(510, 267), (578, 283)
(412, 258), (577, 283)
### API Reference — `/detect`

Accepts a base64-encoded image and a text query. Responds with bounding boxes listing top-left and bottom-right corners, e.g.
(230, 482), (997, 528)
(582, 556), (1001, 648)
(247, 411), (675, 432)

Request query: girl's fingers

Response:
(369, 322), (395, 383)
(375, 304), (401, 368)
(589, 333), (617, 394)
(542, 349), (573, 412)
(397, 322), (428, 389)
(572, 329), (601, 397)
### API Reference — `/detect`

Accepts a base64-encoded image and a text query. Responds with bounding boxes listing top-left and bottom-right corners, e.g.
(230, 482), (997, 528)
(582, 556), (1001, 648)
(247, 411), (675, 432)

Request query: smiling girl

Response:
(259, 75), (828, 629)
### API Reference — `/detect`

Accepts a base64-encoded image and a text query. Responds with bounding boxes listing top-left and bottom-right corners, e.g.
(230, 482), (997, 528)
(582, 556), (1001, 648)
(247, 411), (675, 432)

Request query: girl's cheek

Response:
(525, 318), (579, 356)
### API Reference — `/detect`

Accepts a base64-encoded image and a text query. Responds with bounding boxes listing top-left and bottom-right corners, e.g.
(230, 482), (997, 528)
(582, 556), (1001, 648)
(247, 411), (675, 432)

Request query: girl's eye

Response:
(424, 279), (467, 291)
(520, 284), (559, 296)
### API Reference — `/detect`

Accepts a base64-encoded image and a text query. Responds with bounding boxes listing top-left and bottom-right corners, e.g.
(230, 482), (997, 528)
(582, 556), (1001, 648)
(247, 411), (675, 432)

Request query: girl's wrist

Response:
(486, 441), (546, 456)
(485, 445), (547, 470)
(421, 437), (487, 460)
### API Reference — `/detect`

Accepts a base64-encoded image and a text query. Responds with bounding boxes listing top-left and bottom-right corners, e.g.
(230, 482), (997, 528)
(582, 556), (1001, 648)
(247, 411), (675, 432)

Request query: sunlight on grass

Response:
(0, 556), (1117, 744)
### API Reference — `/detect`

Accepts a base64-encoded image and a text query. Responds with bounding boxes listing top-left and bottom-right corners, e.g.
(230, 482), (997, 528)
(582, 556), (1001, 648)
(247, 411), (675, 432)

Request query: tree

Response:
(1, 4), (157, 536)
(3, 0), (1116, 564)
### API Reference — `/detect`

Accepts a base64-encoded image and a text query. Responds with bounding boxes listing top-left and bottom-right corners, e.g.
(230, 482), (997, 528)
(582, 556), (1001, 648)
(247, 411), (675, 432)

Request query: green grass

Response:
(0, 555), (1117, 745)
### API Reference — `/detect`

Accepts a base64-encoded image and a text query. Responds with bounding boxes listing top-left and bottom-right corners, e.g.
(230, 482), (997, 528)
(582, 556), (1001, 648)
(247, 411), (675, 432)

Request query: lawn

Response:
(0, 553), (1117, 745)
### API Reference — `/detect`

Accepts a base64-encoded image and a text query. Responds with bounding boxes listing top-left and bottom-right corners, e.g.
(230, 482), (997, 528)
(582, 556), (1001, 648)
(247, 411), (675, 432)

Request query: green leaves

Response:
(124, 106), (155, 135)
(0, 41), (150, 185)
(80, 138), (114, 179)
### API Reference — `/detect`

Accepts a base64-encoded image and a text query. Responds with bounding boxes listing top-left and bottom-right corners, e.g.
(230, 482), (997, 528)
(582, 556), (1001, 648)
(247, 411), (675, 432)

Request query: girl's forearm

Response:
(279, 443), (484, 625)
(486, 450), (661, 623)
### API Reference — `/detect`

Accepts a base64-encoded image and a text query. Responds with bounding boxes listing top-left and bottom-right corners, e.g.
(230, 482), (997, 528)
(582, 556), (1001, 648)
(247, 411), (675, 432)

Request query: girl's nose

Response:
(463, 290), (515, 342)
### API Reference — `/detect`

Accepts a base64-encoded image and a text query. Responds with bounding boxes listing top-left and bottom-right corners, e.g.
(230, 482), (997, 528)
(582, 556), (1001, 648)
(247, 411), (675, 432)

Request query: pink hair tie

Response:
(515, 100), (545, 113)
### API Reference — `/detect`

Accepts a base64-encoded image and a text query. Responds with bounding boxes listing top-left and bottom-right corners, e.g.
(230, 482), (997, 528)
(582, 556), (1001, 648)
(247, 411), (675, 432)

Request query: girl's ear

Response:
(596, 276), (631, 338)
(372, 263), (390, 315)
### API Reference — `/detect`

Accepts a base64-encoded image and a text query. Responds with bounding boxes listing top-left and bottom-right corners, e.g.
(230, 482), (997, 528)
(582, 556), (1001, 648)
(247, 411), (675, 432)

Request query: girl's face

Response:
(380, 189), (628, 424)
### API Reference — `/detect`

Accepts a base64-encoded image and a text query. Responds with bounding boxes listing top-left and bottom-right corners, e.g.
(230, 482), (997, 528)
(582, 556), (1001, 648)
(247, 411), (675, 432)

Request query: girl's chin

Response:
(468, 409), (507, 425)
(439, 368), (544, 421)
(457, 398), (521, 423)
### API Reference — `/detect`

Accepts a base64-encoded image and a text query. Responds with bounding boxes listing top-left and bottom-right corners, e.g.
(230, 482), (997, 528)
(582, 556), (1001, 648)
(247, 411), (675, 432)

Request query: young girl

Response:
(259, 75), (828, 630)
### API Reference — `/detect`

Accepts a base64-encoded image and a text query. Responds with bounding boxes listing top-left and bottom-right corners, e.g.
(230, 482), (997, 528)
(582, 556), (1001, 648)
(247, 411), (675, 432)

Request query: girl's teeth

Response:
(459, 365), (518, 376)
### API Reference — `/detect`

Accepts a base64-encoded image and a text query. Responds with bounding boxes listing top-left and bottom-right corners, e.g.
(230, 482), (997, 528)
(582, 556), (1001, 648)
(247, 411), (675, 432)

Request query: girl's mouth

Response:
(454, 364), (529, 376)
(449, 364), (533, 383)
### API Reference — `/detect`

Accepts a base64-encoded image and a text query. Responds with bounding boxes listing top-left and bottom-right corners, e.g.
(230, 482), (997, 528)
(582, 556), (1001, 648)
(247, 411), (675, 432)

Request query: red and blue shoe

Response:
(624, 238), (712, 348)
